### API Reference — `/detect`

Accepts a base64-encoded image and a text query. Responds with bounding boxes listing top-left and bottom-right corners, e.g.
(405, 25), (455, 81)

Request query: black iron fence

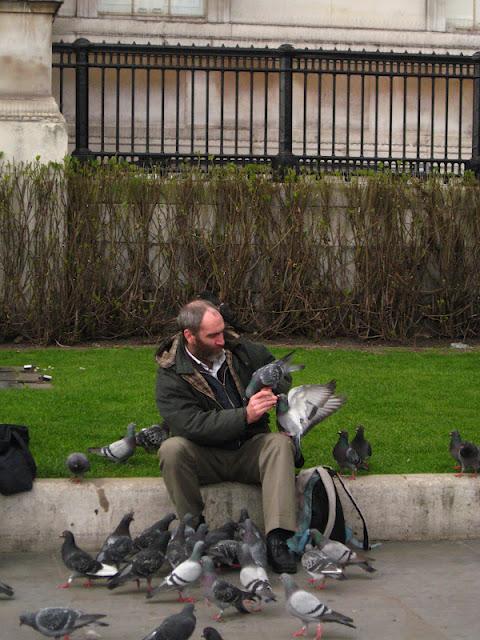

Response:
(52, 40), (480, 174)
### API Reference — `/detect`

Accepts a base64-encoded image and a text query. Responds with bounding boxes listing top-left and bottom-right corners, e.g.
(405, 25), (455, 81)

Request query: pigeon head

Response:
(181, 603), (196, 616)
(60, 530), (75, 542)
(309, 528), (326, 546)
(238, 508), (249, 522)
(191, 540), (206, 559)
(200, 555), (215, 573)
(276, 393), (289, 414)
(450, 430), (462, 442)
(126, 423), (136, 438)
(66, 452), (90, 474)
(19, 613), (35, 628)
(355, 425), (365, 437)
(202, 627), (224, 640)
(279, 573), (297, 595)
(338, 430), (349, 441)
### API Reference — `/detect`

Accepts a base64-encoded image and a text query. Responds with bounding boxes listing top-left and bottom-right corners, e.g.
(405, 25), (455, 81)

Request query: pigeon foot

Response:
(177, 594), (195, 603)
(82, 580), (93, 588)
(315, 623), (323, 640)
(213, 613), (224, 622)
(293, 627), (307, 637)
(314, 581), (326, 590)
(57, 583), (71, 589)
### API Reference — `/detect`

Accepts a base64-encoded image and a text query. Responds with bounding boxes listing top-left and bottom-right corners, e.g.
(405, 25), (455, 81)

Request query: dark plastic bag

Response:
(0, 424), (37, 495)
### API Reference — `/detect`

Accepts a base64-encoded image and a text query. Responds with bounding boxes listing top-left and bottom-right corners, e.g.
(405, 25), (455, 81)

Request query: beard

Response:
(190, 337), (223, 363)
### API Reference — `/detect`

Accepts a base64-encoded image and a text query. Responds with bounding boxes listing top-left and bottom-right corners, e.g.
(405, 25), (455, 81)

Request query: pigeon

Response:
(107, 531), (170, 593)
(202, 628), (224, 640)
(449, 430), (464, 469)
(350, 425), (372, 469)
(141, 604), (196, 640)
(310, 528), (376, 573)
(88, 422), (137, 462)
(136, 424), (170, 453)
(300, 544), (347, 589)
(65, 453), (90, 483)
(19, 607), (108, 639)
(277, 381), (346, 467)
(457, 441), (480, 476)
(239, 518), (268, 569)
(280, 573), (356, 639)
(207, 539), (241, 568)
(245, 350), (305, 399)
(200, 556), (259, 621)
(58, 530), (117, 588)
(166, 521), (190, 568)
(197, 290), (256, 334)
(96, 511), (135, 566)
(0, 581), (14, 597)
(132, 513), (176, 552)
(185, 523), (209, 555)
(332, 430), (361, 479)
(238, 543), (276, 604)
(146, 540), (205, 602)
(204, 520), (237, 550)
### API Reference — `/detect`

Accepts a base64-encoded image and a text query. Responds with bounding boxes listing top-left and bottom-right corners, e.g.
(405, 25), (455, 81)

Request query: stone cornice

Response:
(0, 96), (65, 122)
(0, 0), (63, 15)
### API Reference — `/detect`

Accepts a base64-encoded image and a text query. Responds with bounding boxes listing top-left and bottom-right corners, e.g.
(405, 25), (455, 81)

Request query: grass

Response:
(1, 343), (479, 478)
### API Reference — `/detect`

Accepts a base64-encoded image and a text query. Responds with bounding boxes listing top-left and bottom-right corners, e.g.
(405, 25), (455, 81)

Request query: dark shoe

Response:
(267, 530), (297, 574)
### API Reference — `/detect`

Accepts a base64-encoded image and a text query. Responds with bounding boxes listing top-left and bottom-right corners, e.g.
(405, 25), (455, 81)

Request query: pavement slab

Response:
(1, 540), (479, 640)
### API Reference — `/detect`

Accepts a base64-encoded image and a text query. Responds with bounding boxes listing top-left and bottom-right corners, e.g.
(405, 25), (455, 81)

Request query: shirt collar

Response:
(185, 346), (226, 377)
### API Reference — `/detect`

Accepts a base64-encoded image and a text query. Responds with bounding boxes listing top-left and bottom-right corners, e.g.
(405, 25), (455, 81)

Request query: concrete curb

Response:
(1, 473), (478, 551)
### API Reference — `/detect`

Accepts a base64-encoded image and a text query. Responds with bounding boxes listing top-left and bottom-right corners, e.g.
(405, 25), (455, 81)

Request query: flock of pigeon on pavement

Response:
(1, 508), (377, 640)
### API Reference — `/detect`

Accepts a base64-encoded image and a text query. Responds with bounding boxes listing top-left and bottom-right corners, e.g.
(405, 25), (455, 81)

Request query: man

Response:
(155, 298), (298, 573)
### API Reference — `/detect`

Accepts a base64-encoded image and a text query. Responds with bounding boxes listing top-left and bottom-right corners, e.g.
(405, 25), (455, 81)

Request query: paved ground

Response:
(1, 539), (478, 640)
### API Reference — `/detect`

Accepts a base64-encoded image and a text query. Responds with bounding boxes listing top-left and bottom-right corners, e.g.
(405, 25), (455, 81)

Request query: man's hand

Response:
(246, 387), (277, 424)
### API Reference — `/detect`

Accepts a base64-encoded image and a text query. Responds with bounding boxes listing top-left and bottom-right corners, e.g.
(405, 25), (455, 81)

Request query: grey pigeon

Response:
(107, 531), (170, 594)
(449, 430), (464, 469)
(141, 604), (196, 640)
(332, 430), (361, 479)
(19, 607), (108, 639)
(277, 381), (345, 467)
(136, 423), (170, 453)
(0, 581), (14, 597)
(65, 453), (90, 483)
(132, 513), (176, 552)
(238, 543), (276, 604)
(147, 540), (205, 602)
(200, 556), (259, 621)
(280, 573), (355, 638)
(166, 521), (189, 568)
(202, 627), (224, 640)
(185, 523), (209, 555)
(351, 424), (372, 469)
(310, 528), (376, 573)
(204, 520), (237, 549)
(239, 518), (268, 569)
(96, 511), (135, 565)
(88, 422), (137, 462)
(301, 543), (347, 589)
(207, 539), (241, 568)
(245, 350), (305, 398)
(59, 530), (117, 588)
(457, 441), (480, 476)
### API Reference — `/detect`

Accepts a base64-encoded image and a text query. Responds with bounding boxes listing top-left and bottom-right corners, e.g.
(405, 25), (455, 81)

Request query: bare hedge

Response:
(1, 160), (479, 344)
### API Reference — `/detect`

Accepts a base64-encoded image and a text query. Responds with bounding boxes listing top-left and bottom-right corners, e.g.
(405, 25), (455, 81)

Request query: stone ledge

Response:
(0, 473), (478, 551)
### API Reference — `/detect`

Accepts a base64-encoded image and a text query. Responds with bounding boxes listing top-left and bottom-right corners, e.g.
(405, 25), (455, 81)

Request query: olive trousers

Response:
(158, 432), (297, 535)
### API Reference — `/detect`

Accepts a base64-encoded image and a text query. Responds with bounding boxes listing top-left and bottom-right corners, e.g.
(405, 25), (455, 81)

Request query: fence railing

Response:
(52, 40), (480, 175)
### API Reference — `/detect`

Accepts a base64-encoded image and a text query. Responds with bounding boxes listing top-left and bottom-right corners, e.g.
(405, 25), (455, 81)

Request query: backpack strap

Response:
(326, 467), (370, 551)
(314, 466), (338, 540)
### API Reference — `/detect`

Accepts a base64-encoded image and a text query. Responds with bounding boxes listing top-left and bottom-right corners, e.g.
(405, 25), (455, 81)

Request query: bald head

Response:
(177, 299), (221, 335)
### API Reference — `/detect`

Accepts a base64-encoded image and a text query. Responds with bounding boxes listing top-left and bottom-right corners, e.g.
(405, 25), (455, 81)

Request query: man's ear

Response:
(184, 328), (194, 345)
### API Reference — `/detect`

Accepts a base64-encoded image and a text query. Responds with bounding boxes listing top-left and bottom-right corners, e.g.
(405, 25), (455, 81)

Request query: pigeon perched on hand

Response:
(277, 381), (346, 467)
(96, 511), (135, 566)
(19, 607), (108, 639)
(147, 540), (205, 602)
(301, 544), (347, 589)
(332, 430), (361, 479)
(141, 604), (196, 640)
(135, 424), (170, 453)
(350, 425), (372, 469)
(280, 573), (355, 639)
(0, 581), (14, 597)
(88, 422), (137, 463)
(245, 350), (305, 399)
(65, 453), (90, 483)
(310, 528), (376, 574)
(107, 531), (170, 594)
(59, 530), (117, 589)
(200, 556), (259, 621)
(132, 513), (176, 552)
(456, 441), (480, 476)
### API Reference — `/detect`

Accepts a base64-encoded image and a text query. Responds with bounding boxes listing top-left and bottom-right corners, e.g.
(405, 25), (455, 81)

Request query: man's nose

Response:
(215, 334), (225, 347)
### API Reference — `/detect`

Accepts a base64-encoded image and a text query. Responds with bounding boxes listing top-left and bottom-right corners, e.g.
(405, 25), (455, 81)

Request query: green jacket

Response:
(155, 331), (291, 448)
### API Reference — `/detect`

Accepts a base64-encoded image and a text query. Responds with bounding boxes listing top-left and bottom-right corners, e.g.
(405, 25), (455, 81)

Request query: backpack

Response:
(289, 465), (370, 554)
(0, 424), (37, 495)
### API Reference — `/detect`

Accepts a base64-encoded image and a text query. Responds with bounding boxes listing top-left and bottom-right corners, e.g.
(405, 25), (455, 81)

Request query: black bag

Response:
(0, 424), (37, 495)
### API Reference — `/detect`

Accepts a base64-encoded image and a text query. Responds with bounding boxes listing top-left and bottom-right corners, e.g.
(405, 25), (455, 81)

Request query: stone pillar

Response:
(0, 0), (68, 163)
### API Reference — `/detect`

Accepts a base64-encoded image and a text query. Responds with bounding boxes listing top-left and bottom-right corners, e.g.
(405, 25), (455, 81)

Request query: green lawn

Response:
(1, 344), (478, 478)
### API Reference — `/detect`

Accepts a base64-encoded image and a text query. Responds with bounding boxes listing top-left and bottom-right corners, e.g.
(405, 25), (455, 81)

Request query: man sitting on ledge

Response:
(155, 299), (298, 573)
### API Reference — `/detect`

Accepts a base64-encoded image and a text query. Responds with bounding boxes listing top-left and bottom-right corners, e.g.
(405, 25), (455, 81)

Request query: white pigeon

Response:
(146, 540), (205, 602)
(276, 381), (345, 465)
(88, 422), (137, 462)
(301, 544), (347, 589)
(280, 573), (355, 640)
(238, 543), (276, 605)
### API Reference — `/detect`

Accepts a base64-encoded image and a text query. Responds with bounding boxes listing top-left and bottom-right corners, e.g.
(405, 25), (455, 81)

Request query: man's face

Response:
(185, 309), (225, 362)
